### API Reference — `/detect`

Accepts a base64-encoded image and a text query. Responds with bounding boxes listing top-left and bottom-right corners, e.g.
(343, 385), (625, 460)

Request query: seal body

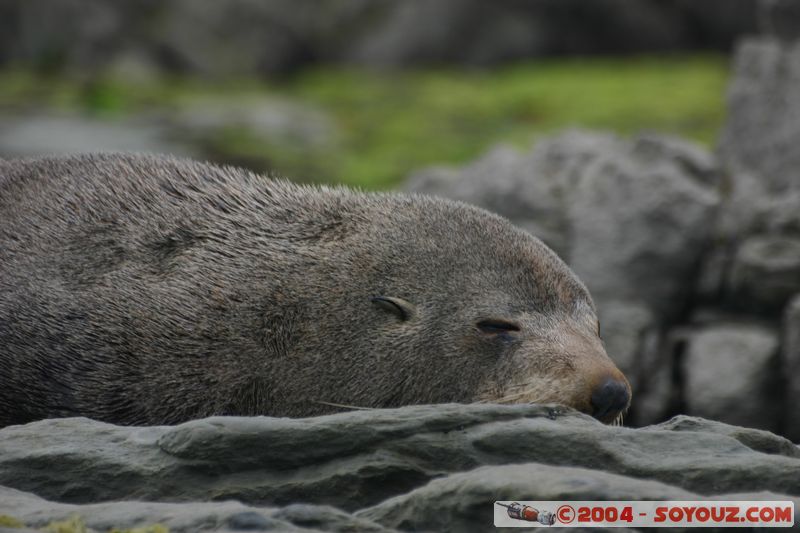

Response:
(0, 154), (630, 426)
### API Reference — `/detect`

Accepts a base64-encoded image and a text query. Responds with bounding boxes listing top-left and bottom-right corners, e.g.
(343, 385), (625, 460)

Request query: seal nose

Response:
(590, 378), (630, 422)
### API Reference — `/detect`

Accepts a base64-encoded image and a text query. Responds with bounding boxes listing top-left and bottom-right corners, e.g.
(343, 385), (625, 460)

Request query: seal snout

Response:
(590, 377), (630, 423)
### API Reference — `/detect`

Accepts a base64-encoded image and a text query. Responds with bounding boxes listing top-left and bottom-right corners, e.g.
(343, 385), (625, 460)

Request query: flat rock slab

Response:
(359, 465), (798, 533)
(0, 485), (390, 533)
(0, 115), (194, 159)
(1, 404), (799, 532)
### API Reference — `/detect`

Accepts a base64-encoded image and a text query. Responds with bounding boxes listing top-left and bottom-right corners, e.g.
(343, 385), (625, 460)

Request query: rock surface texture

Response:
(0, 405), (798, 532)
(406, 0), (800, 439)
(784, 295), (800, 441)
(0, 98), (335, 180)
(683, 323), (781, 430)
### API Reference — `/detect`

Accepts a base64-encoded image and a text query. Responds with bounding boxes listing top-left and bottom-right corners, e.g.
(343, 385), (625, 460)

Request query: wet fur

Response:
(0, 154), (627, 426)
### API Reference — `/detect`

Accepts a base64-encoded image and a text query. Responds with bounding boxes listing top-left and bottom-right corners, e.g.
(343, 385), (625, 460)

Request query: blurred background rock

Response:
(1, 0), (798, 441)
(0, 0), (751, 186)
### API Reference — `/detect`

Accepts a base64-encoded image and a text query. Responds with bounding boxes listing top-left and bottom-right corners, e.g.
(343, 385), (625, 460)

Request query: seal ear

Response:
(371, 296), (415, 321)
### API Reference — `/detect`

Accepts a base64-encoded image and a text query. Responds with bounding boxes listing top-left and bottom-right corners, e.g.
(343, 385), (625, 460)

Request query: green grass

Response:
(289, 56), (728, 188)
(0, 513), (168, 532)
(0, 55), (728, 188)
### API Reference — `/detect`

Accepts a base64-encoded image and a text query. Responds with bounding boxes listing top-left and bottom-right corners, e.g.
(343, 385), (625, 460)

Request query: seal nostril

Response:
(590, 378), (630, 421)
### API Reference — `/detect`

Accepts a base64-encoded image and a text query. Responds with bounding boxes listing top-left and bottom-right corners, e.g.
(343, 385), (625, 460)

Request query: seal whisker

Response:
(313, 401), (376, 411)
(485, 389), (547, 404)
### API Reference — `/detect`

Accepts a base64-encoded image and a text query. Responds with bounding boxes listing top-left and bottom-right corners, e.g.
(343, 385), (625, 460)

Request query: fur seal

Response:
(0, 153), (630, 427)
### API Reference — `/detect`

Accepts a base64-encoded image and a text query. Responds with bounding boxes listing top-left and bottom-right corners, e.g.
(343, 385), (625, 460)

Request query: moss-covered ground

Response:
(0, 55), (728, 188)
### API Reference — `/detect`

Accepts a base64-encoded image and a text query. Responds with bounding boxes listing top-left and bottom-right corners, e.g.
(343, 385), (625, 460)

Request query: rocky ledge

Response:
(0, 404), (798, 532)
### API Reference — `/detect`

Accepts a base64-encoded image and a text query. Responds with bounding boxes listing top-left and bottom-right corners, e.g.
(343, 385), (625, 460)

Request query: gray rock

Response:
(0, 0), (138, 71)
(154, 0), (318, 77)
(782, 294), (800, 443)
(598, 300), (655, 379)
(728, 235), (800, 313)
(568, 134), (720, 320)
(342, 0), (756, 68)
(360, 466), (799, 532)
(0, 101), (337, 179)
(105, 50), (164, 85)
(658, 415), (800, 457)
(358, 463), (693, 533)
(344, 0), (551, 67)
(758, 192), (800, 234)
(273, 504), (392, 532)
(0, 0), (757, 76)
(759, 0), (800, 41)
(716, 174), (800, 245)
(406, 135), (609, 257)
(711, 7), (800, 334)
(625, 131), (720, 187)
(696, 245), (735, 303)
(630, 352), (675, 427)
(403, 165), (459, 200)
(595, 300), (671, 427)
(0, 485), (389, 533)
(718, 38), (800, 194)
(683, 323), (781, 432)
(1, 404), (799, 516)
(0, 115), (193, 159)
(171, 97), (335, 148)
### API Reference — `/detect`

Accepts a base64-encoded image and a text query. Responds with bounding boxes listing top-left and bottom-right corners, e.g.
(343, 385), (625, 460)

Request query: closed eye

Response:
(476, 319), (520, 335)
